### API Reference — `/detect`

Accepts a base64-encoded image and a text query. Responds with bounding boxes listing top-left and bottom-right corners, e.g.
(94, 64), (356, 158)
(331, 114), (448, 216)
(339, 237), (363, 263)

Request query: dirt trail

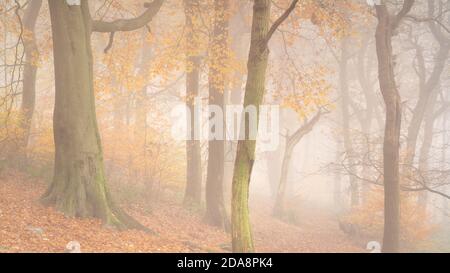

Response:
(0, 171), (362, 253)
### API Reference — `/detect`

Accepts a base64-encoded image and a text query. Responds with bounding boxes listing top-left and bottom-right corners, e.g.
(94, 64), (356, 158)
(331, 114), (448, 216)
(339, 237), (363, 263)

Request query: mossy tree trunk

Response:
(231, 0), (270, 253)
(231, 0), (298, 253)
(42, 0), (163, 230)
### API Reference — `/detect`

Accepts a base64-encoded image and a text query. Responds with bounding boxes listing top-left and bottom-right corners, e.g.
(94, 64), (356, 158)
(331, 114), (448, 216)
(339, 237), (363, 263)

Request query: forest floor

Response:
(0, 170), (363, 253)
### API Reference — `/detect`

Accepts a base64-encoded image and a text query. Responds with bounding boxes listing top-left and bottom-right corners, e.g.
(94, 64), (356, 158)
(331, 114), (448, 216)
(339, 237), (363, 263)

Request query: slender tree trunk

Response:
(232, 0), (271, 253)
(375, 1), (415, 252)
(41, 1), (147, 231)
(417, 109), (433, 208)
(334, 141), (342, 210)
(375, 4), (402, 253)
(266, 147), (282, 199)
(205, 0), (230, 230)
(273, 143), (292, 218)
(273, 112), (321, 218)
(339, 37), (359, 207)
(184, 0), (202, 206)
(417, 84), (441, 209)
(223, 12), (247, 205)
(19, 0), (42, 165)
(405, 45), (449, 167)
(356, 33), (376, 203)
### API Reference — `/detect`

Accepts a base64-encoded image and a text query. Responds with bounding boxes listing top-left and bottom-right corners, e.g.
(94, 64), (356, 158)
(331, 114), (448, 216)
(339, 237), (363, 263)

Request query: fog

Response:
(0, 0), (449, 253)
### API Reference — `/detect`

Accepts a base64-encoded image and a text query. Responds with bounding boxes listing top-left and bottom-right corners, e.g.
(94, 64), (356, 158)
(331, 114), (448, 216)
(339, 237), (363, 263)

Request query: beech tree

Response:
(41, 0), (164, 230)
(231, 0), (298, 253)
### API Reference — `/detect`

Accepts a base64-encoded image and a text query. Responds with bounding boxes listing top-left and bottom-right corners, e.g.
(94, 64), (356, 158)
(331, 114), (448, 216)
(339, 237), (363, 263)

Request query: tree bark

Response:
(232, 0), (271, 253)
(231, 0), (298, 252)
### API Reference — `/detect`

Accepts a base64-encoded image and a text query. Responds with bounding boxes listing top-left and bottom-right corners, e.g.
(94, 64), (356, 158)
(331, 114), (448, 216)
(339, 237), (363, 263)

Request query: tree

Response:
(374, 0), (415, 253)
(339, 36), (359, 207)
(20, 0), (42, 165)
(273, 111), (322, 218)
(404, 0), (450, 169)
(41, 0), (164, 230)
(205, 0), (230, 229)
(231, 0), (298, 253)
(183, 0), (202, 207)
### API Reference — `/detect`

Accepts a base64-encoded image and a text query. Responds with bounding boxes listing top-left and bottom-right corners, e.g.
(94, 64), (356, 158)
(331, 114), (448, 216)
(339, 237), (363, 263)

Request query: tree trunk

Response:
(183, 0), (202, 206)
(223, 11), (247, 205)
(273, 112), (322, 218)
(19, 0), (42, 165)
(266, 147), (282, 199)
(272, 144), (292, 218)
(417, 109), (433, 208)
(339, 37), (359, 207)
(205, 0), (230, 230)
(375, 4), (402, 253)
(41, 1), (147, 231)
(375, 1), (416, 252)
(355, 32), (377, 203)
(232, 0), (271, 253)
(404, 45), (449, 167)
(417, 84), (440, 209)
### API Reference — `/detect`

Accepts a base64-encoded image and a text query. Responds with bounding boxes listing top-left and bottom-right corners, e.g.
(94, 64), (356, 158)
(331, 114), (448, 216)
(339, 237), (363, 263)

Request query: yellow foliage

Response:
(344, 187), (435, 245)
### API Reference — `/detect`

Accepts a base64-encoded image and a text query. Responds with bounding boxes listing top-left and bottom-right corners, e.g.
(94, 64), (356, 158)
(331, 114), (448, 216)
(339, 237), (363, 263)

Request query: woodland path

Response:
(0, 171), (363, 253)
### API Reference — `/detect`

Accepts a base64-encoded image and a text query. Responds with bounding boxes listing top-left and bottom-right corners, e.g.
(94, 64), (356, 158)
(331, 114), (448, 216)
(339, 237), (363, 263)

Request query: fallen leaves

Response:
(0, 170), (362, 253)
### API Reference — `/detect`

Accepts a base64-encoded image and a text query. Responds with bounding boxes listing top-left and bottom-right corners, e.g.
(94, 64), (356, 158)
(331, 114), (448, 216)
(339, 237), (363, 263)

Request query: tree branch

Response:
(391, 0), (415, 30)
(92, 0), (164, 33)
(264, 0), (298, 45)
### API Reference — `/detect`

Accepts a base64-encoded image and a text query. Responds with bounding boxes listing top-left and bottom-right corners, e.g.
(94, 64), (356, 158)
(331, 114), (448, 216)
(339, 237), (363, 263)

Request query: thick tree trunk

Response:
(183, 0), (202, 206)
(18, 0), (42, 165)
(232, 0), (271, 253)
(205, 0), (230, 230)
(41, 1), (147, 231)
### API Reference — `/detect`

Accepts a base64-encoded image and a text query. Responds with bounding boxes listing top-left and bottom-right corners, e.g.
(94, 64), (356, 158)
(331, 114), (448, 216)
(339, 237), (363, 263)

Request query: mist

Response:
(0, 0), (449, 254)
